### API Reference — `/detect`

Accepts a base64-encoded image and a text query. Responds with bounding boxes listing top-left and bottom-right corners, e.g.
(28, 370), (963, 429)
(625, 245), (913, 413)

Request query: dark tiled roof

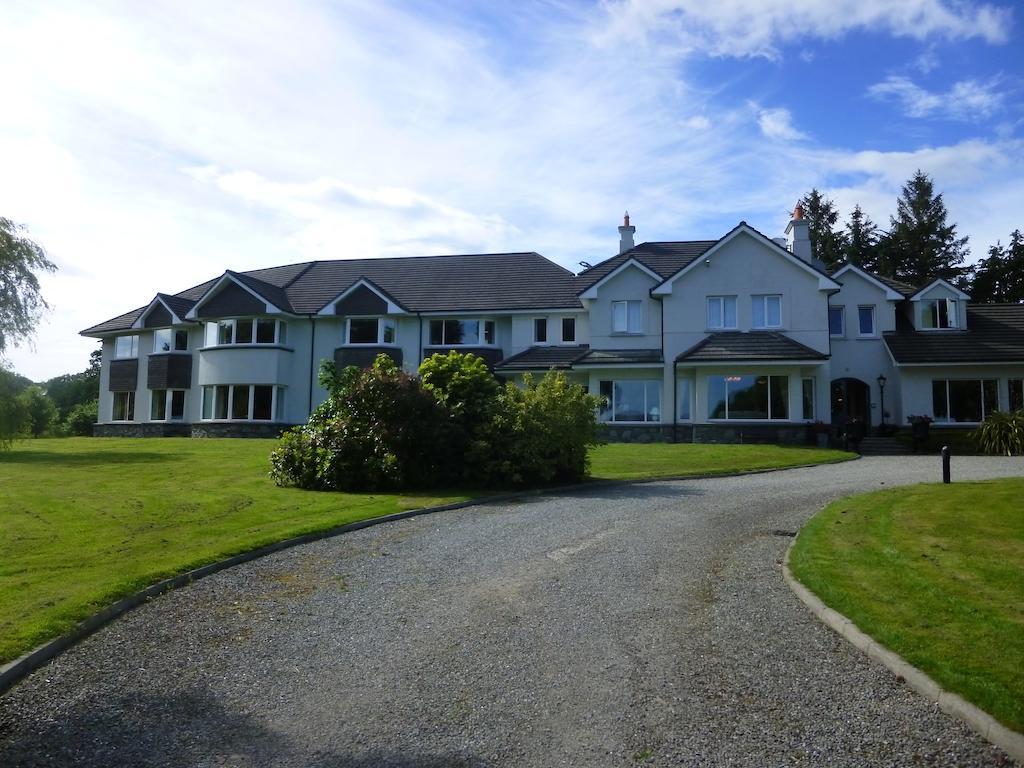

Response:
(677, 332), (828, 362)
(83, 253), (581, 335)
(830, 264), (919, 297)
(495, 345), (591, 371)
(884, 304), (1024, 364)
(575, 241), (717, 292)
(158, 293), (197, 319)
(576, 348), (663, 365)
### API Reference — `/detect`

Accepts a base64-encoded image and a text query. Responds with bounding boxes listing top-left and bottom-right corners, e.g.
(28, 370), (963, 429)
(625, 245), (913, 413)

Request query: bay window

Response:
(112, 391), (135, 421)
(151, 389), (186, 421)
(153, 328), (188, 352)
(708, 375), (789, 420)
(114, 335), (139, 358)
(921, 299), (958, 329)
(707, 296), (737, 330)
(752, 295), (782, 329)
(204, 318), (287, 346)
(932, 379), (997, 423)
(612, 300), (643, 333)
(346, 317), (396, 345)
(599, 380), (661, 422)
(202, 385), (284, 421)
(428, 319), (496, 345)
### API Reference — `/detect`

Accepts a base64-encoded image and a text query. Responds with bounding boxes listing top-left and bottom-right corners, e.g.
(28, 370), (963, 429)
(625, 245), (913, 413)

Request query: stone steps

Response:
(857, 437), (909, 456)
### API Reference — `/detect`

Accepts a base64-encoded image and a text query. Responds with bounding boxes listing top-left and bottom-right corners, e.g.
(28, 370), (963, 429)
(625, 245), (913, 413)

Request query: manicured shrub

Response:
(973, 410), (1024, 456)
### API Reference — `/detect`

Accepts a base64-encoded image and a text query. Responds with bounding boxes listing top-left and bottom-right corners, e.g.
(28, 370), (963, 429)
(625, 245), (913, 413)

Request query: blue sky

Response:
(1, 0), (1022, 379)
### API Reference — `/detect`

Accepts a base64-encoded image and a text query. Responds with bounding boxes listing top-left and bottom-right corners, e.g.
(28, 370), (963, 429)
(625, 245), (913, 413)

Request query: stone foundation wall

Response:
(691, 423), (807, 445)
(93, 422), (294, 438)
(598, 424), (691, 443)
(94, 423), (191, 438)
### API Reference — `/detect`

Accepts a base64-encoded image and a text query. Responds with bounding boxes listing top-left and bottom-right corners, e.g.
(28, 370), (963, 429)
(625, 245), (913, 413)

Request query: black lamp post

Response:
(877, 374), (887, 430)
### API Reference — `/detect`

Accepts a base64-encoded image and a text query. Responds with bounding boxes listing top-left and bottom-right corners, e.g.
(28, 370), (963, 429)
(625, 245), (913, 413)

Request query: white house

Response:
(82, 207), (1024, 442)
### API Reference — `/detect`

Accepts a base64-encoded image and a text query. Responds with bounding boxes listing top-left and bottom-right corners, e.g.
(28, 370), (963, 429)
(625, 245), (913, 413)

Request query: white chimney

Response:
(618, 211), (635, 254)
(784, 202), (811, 262)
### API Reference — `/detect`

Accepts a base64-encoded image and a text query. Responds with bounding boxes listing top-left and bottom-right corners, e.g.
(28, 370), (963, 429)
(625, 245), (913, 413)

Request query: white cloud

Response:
(596, 0), (1012, 59)
(915, 47), (941, 73)
(867, 75), (1005, 120)
(681, 115), (711, 130)
(757, 107), (807, 141)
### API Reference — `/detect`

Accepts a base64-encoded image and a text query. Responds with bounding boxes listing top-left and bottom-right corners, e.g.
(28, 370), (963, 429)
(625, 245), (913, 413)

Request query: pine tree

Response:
(842, 204), (880, 271)
(800, 189), (848, 270)
(969, 230), (1024, 303)
(886, 170), (969, 287)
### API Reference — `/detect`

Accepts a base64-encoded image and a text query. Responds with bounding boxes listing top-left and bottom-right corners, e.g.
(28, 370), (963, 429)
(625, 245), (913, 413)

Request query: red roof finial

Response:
(792, 202), (805, 220)
(624, 211), (630, 227)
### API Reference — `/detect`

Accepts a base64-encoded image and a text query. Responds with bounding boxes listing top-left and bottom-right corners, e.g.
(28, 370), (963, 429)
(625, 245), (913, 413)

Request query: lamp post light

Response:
(877, 374), (887, 431)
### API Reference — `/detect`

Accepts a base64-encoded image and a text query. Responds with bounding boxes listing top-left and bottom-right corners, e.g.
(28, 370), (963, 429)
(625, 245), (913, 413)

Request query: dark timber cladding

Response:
(108, 359), (139, 391)
(335, 285), (388, 315)
(147, 354), (193, 389)
(142, 303), (173, 328)
(195, 282), (266, 318)
(334, 346), (403, 369)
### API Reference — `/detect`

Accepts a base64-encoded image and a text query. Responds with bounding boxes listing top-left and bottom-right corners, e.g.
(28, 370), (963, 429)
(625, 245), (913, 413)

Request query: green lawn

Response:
(0, 437), (852, 665)
(790, 479), (1024, 732)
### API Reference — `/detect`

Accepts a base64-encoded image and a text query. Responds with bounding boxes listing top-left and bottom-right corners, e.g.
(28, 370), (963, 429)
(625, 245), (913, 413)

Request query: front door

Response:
(831, 378), (870, 426)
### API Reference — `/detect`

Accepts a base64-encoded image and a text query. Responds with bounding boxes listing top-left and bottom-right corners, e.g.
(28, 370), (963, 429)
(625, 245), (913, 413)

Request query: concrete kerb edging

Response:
(782, 537), (1024, 764)
(0, 453), (857, 697)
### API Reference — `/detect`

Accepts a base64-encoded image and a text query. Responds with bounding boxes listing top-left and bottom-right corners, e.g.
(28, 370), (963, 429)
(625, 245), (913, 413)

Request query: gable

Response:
(913, 280), (968, 302)
(578, 258), (663, 299)
(335, 284), (388, 315)
(194, 281), (268, 319)
(832, 264), (903, 301)
(142, 303), (173, 328)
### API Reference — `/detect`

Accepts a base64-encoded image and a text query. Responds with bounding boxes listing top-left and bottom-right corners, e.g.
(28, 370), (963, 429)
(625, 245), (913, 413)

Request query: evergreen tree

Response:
(969, 230), (1024, 303)
(842, 204), (881, 271)
(800, 189), (848, 270)
(885, 170), (969, 287)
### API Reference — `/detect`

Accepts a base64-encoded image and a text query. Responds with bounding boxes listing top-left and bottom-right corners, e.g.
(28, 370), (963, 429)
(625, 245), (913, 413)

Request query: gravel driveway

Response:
(2, 455), (1022, 767)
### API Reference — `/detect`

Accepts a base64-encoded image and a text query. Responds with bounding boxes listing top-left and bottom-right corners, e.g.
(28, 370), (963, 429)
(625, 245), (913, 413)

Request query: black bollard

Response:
(942, 445), (951, 484)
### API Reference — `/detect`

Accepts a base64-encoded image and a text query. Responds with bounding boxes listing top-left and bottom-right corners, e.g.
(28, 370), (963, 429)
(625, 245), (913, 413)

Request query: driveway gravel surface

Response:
(2, 455), (1023, 767)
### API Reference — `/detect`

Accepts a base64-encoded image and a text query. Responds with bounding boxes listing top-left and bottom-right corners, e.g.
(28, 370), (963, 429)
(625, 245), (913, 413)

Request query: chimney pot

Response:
(792, 202), (805, 220)
(617, 211), (636, 254)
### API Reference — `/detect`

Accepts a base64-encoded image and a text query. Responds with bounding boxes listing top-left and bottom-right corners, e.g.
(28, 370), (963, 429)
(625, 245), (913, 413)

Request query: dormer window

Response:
(921, 299), (958, 329)
(153, 328), (188, 352)
(205, 318), (287, 346)
(347, 317), (397, 345)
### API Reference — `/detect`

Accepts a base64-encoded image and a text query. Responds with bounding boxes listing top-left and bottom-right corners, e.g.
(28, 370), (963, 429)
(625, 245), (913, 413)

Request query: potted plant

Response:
(907, 414), (933, 452)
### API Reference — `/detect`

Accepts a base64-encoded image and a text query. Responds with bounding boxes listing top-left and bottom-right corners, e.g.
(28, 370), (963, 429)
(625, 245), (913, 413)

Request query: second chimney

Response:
(618, 211), (636, 254)
(784, 202), (811, 262)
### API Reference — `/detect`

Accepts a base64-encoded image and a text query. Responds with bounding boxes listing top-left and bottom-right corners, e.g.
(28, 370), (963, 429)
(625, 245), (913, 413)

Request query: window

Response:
(828, 307), (844, 337)
(677, 379), (692, 421)
(112, 391), (135, 421)
(612, 300), (643, 333)
(921, 299), (958, 329)
(562, 317), (576, 343)
(201, 385), (283, 421)
(153, 328), (188, 352)
(598, 380), (661, 422)
(932, 379), (997, 423)
(858, 306), (875, 336)
(428, 319), (496, 345)
(114, 335), (139, 358)
(346, 317), (396, 345)
(151, 390), (185, 421)
(1010, 379), (1024, 412)
(802, 378), (815, 420)
(707, 296), (737, 329)
(534, 318), (548, 343)
(752, 295), (782, 329)
(204, 319), (287, 346)
(708, 375), (788, 420)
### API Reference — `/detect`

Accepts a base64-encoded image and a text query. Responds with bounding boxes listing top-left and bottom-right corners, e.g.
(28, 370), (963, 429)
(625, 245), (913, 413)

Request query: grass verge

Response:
(789, 479), (1024, 732)
(1, 437), (853, 665)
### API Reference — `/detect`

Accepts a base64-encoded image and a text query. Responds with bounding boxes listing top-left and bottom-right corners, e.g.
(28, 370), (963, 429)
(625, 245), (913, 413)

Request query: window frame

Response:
(1009, 378), (1024, 412)
(802, 377), (815, 420)
(533, 318), (548, 344)
(857, 305), (876, 337)
(828, 306), (845, 337)
(708, 374), (790, 421)
(751, 294), (783, 330)
(706, 296), (737, 330)
(204, 318), (288, 347)
(153, 328), (188, 353)
(201, 384), (284, 422)
(114, 335), (139, 359)
(427, 318), (497, 346)
(611, 300), (643, 334)
(112, 391), (135, 421)
(150, 389), (186, 421)
(598, 379), (662, 423)
(561, 317), (576, 344)
(345, 316), (397, 345)
(676, 379), (692, 422)
(920, 298), (958, 330)
(931, 379), (998, 424)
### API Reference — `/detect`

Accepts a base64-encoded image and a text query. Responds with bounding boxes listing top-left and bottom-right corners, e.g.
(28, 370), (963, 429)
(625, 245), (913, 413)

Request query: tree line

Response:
(800, 170), (1024, 303)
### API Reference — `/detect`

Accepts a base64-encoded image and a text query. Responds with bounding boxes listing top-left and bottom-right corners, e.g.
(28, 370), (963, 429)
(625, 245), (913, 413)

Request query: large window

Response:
(599, 380), (661, 422)
(707, 296), (737, 330)
(205, 318), (287, 346)
(153, 328), (188, 352)
(921, 299), (958, 329)
(151, 389), (186, 421)
(828, 307), (844, 337)
(752, 295), (782, 329)
(612, 300), (643, 333)
(677, 379), (692, 421)
(708, 375), (789, 420)
(1010, 379), (1024, 412)
(429, 319), (496, 345)
(201, 385), (283, 421)
(114, 335), (139, 358)
(802, 378), (815, 420)
(112, 391), (135, 421)
(562, 317), (576, 343)
(346, 317), (396, 345)
(932, 379), (997, 423)
(857, 306), (875, 336)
